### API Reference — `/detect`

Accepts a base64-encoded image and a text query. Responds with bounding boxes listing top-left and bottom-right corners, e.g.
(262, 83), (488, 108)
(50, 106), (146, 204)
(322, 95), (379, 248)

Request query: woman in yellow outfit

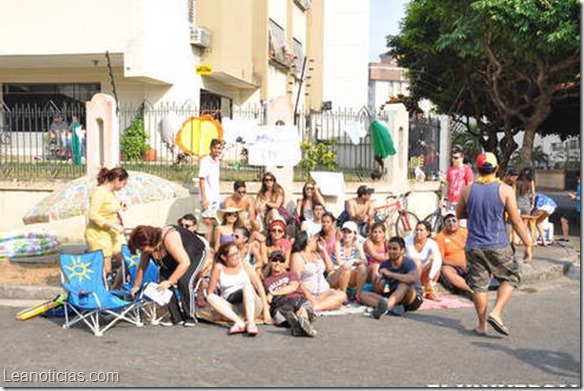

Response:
(85, 167), (129, 278)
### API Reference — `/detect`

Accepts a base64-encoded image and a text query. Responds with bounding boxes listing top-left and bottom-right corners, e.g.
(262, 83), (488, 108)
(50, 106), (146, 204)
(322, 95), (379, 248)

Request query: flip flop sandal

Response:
(487, 316), (509, 336)
(246, 325), (259, 337)
(228, 324), (246, 335)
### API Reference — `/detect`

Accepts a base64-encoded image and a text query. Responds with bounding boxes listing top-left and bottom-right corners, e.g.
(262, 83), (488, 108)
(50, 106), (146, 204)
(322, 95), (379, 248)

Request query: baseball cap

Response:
(443, 212), (456, 219)
(476, 152), (498, 171)
(341, 221), (359, 235)
(269, 250), (285, 262)
(357, 185), (374, 196)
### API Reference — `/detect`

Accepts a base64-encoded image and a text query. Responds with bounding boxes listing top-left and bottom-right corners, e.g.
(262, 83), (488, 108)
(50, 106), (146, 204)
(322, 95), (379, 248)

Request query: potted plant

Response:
(120, 104), (149, 161)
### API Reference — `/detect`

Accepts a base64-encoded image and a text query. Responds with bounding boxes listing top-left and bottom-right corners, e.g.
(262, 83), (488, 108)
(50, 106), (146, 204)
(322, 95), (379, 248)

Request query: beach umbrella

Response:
(370, 120), (396, 159)
(22, 171), (189, 225)
(175, 115), (223, 158)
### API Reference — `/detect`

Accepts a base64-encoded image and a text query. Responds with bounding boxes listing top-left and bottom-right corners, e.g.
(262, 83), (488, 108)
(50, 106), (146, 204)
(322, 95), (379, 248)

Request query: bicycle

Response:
(422, 192), (446, 235)
(373, 192), (420, 238)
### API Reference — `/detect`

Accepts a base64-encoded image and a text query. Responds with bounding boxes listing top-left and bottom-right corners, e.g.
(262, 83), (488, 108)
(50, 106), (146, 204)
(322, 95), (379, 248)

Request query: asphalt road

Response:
(0, 270), (580, 388)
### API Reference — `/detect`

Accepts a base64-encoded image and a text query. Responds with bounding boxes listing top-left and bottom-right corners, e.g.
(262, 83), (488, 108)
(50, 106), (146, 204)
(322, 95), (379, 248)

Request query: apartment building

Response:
(0, 0), (326, 114)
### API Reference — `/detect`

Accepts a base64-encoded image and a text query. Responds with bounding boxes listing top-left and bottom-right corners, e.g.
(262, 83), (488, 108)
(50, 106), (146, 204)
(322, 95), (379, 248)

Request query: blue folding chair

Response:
(116, 244), (166, 325)
(60, 250), (143, 337)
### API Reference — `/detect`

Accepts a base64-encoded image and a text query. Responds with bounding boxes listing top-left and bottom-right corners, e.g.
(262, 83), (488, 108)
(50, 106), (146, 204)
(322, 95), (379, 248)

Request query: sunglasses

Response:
(271, 257), (286, 263)
(237, 190), (247, 195)
(227, 212), (238, 218)
(271, 228), (284, 234)
(264, 178), (274, 182)
(232, 233), (242, 239)
(181, 224), (194, 229)
(341, 229), (354, 234)
(452, 156), (462, 160)
(445, 218), (457, 224)
(305, 187), (314, 191)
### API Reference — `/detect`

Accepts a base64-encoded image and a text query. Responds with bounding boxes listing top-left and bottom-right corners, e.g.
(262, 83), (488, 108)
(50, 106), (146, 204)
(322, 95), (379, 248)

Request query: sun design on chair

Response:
(127, 254), (141, 269)
(64, 256), (94, 283)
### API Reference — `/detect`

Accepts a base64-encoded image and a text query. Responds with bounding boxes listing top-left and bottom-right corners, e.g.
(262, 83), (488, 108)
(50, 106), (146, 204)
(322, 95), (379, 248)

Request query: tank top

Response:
(300, 253), (330, 297)
(466, 182), (509, 248)
(219, 261), (251, 299)
(324, 231), (337, 257)
(333, 241), (358, 268)
(158, 225), (206, 274)
(365, 241), (387, 266)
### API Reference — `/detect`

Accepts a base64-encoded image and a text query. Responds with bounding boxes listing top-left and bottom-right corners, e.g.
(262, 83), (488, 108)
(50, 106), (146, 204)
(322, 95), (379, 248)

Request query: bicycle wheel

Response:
(395, 211), (419, 238)
(424, 211), (444, 235)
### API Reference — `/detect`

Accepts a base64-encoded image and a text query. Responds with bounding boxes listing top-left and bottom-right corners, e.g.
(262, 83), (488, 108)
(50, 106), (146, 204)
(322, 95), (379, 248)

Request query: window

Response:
(292, 38), (304, 78)
(294, 0), (311, 11)
(268, 19), (293, 68)
(2, 83), (100, 132)
(569, 139), (579, 149)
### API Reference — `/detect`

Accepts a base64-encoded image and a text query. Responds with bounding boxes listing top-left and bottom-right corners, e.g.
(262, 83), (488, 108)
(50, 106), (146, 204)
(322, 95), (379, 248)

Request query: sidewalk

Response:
(0, 238), (580, 308)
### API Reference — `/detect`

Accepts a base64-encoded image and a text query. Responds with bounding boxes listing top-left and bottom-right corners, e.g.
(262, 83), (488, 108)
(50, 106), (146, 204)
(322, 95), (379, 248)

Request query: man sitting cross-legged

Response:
(434, 212), (473, 295)
(360, 236), (424, 319)
(264, 250), (317, 337)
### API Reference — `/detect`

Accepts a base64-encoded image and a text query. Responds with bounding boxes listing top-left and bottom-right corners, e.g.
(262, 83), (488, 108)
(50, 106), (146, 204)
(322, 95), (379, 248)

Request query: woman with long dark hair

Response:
(254, 172), (288, 224)
(289, 231), (346, 311)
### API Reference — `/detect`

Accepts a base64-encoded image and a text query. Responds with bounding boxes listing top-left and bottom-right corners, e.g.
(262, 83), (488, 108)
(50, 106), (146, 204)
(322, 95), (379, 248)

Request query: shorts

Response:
(382, 284), (423, 312)
(404, 292), (423, 312)
(225, 288), (244, 304)
(201, 201), (219, 221)
(271, 296), (314, 326)
(439, 267), (466, 291)
(465, 246), (520, 293)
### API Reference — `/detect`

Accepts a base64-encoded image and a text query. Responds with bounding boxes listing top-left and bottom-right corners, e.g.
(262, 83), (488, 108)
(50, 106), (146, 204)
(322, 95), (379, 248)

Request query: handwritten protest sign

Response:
(247, 125), (301, 167)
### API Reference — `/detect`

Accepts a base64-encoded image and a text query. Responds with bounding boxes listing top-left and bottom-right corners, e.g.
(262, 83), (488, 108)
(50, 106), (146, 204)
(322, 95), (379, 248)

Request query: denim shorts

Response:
(465, 246), (520, 293)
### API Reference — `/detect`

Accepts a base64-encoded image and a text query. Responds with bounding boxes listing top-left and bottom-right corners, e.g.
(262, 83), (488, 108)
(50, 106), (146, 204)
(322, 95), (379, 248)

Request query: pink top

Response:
(324, 230), (337, 258)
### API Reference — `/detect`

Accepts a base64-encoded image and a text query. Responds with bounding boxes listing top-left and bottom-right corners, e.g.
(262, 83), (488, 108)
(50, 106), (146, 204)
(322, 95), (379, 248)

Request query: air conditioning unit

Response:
(190, 27), (212, 48)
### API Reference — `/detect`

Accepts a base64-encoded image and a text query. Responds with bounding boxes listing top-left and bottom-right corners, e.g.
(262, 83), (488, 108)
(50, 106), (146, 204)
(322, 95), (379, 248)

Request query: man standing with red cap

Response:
(456, 152), (532, 337)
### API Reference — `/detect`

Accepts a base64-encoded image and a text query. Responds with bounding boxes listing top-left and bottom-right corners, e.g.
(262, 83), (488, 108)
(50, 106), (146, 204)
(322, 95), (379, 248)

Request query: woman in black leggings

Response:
(128, 225), (207, 327)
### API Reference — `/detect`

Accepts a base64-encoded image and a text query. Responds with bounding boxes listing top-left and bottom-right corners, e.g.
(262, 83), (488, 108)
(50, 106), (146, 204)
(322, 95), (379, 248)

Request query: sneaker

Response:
(557, 238), (570, 243)
(298, 316), (317, 337)
(285, 312), (303, 337)
(387, 305), (405, 317)
(183, 319), (196, 327)
(160, 320), (184, 327)
(372, 298), (389, 320)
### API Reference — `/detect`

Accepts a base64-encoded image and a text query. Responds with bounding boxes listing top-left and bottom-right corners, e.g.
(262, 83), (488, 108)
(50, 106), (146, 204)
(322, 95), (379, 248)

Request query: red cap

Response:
(476, 152), (498, 170)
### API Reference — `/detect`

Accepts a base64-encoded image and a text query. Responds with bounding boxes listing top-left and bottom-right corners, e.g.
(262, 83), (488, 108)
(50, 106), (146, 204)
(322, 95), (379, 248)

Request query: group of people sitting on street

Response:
(94, 147), (579, 340)
(122, 169), (485, 338)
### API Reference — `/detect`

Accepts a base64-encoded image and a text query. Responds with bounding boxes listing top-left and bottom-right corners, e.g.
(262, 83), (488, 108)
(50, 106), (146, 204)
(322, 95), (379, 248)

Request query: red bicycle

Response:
(373, 192), (420, 238)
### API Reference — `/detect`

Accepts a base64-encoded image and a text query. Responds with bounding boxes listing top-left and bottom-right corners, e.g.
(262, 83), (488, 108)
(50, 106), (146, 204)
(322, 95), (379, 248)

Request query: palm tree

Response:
(511, 146), (550, 168)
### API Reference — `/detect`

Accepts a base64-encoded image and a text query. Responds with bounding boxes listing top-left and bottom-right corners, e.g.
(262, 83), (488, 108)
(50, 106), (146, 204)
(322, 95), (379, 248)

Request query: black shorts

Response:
(404, 292), (423, 312)
(226, 289), (244, 304)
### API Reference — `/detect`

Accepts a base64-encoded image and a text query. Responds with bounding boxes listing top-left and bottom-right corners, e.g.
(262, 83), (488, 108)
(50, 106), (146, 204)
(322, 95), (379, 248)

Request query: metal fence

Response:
(0, 100), (419, 182)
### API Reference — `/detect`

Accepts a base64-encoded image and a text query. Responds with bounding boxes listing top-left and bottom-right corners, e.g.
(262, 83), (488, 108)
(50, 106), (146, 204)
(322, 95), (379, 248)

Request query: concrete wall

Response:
(536, 169), (565, 190)
(1, 179), (441, 243)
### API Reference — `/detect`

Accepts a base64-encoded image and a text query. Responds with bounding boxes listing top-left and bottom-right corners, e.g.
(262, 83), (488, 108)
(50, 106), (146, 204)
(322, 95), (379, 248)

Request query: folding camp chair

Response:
(60, 250), (143, 337)
(115, 244), (167, 325)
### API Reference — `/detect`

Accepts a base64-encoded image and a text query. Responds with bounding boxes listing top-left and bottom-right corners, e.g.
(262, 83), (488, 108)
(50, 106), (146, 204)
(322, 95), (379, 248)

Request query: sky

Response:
(369, 0), (410, 62)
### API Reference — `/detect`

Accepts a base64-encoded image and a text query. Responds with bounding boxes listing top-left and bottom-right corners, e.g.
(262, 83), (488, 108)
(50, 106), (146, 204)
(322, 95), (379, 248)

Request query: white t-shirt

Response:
(404, 235), (443, 280)
(198, 155), (220, 205)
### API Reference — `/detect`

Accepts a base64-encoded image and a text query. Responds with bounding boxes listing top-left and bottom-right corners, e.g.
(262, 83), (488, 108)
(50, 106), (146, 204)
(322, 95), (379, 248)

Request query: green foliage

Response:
(389, 0), (580, 169)
(511, 146), (550, 168)
(298, 138), (337, 175)
(120, 105), (149, 161)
